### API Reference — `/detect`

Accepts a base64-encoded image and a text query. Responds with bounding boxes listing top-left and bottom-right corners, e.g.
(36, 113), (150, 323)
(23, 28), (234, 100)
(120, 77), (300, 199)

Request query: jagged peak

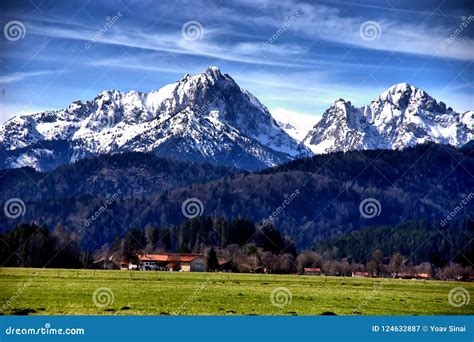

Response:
(387, 82), (412, 92)
(205, 66), (222, 75)
(333, 98), (352, 106)
(179, 73), (191, 81)
(202, 66), (228, 83)
(330, 98), (355, 114)
(92, 89), (124, 102)
(177, 66), (230, 87)
(99, 89), (121, 96)
(380, 82), (430, 99)
(376, 82), (436, 109)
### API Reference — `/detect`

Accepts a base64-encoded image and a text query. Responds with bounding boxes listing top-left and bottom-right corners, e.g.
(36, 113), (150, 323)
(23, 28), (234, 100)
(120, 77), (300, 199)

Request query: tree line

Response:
(1, 217), (472, 280)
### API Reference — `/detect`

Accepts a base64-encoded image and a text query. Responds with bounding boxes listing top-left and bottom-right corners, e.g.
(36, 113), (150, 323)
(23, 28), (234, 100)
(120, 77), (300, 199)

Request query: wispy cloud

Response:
(242, 2), (473, 61)
(0, 0), (471, 122)
(26, 20), (311, 68)
(0, 70), (56, 84)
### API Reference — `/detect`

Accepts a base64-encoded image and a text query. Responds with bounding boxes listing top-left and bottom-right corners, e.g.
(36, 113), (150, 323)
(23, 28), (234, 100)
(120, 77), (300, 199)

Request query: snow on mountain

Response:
(0, 67), (310, 171)
(275, 120), (299, 140)
(2, 75), (471, 171)
(303, 83), (473, 154)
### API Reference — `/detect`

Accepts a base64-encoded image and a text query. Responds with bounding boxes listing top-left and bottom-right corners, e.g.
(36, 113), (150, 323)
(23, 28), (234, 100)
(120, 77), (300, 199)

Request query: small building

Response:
(92, 257), (120, 270)
(167, 254), (205, 272)
(399, 272), (415, 279)
(137, 253), (205, 272)
(415, 273), (431, 280)
(217, 259), (233, 272)
(304, 267), (322, 275)
(139, 254), (169, 271)
(352, 271), (370, 278)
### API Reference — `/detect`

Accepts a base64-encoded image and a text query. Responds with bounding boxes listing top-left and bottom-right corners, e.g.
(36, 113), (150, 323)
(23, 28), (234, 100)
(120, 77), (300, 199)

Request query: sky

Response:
(0, 0), (473, 131)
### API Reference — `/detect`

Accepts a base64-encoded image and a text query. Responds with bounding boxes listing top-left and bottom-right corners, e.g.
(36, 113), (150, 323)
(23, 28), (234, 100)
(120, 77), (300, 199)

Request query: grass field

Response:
(0, 268), (473, 315)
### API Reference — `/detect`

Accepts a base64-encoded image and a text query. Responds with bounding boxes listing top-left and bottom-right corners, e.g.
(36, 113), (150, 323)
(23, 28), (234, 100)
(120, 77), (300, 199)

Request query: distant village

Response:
(3, 224), (471, 282)
(91, 251), (473, 281)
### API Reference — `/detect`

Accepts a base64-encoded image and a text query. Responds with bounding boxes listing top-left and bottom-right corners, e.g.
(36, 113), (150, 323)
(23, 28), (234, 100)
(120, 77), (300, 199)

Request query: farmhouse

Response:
(137, 253), (205, 272)
(415, 273), (431, 280)
(303, 267), (322, 275)
(399, 272), (431, 280)
(352, 271), (370, 278)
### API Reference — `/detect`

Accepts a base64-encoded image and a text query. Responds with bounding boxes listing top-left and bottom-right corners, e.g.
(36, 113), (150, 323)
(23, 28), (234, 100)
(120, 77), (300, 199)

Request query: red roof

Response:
(168, 254), (199, 262)
(304, 267), (321, 273)
(218, 259), (230, 265)
(416, 273), (431, 278)
(138, 253), (201, 263)
(139, 254), (169, 262)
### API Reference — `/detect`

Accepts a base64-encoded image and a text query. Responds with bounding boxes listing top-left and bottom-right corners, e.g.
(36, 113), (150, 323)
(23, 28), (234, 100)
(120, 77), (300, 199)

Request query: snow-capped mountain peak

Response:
(0, 67), (310, 171)
(302, 98), (377, 154)
(303, 84), (472, 154)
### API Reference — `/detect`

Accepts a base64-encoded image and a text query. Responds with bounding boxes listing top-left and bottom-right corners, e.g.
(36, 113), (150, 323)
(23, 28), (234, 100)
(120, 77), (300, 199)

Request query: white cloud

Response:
(0, 70), (55, 84)
(240, 1), (473, 61)
(270, 107), (320, 140)
(26, 21), (312, 68)
(285, 3), (474, 61)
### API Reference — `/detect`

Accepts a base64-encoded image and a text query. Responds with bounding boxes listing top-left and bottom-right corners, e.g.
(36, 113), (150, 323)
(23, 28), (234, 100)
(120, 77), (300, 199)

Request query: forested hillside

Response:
(1, 143), (472, 250)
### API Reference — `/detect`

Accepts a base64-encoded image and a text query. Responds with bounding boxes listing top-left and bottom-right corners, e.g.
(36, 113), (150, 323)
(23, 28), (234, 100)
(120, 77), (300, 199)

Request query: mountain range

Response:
(303, 83), (473, 154)
(0, 67), (308, 171)
(0, 67), (472, 171)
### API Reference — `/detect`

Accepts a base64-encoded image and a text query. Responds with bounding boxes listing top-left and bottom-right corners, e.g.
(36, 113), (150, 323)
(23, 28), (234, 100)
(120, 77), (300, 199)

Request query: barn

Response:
(137, 253), (205, 272)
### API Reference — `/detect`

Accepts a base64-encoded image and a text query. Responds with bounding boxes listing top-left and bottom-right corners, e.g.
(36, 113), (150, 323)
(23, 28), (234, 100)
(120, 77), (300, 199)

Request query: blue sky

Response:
(0, 0), (473, 128)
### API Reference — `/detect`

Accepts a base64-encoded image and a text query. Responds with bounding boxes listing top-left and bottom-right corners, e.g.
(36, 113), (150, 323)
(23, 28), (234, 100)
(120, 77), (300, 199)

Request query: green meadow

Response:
(0, 268), (472, 315)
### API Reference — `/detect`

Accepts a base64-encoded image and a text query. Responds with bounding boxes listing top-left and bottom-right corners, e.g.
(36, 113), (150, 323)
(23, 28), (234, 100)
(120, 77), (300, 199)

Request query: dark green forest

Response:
(1, 218), (472, 279)
(1, 143), (473, 261)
